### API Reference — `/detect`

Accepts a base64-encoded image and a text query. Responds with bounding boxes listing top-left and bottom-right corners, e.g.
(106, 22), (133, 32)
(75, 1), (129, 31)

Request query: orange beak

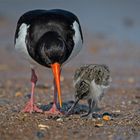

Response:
(51, 63), (62, 108)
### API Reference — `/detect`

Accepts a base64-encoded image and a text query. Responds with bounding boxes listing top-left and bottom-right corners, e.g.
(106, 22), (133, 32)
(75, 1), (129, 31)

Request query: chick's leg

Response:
(81, 99), (92, 118)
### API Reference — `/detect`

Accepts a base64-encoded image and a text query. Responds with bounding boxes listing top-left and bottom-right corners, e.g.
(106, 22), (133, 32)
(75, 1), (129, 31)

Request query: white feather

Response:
(15, 23), (38, 68)
(90, 80), (109, 101)
(65, 21), (83, 63)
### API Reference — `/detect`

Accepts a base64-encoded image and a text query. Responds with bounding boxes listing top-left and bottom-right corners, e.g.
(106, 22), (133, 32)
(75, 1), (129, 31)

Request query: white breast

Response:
(90, 80), (109, 101)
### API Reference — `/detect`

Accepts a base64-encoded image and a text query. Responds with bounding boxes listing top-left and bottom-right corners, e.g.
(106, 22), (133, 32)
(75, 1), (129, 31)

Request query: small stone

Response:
(24, 93), (31, 99)
(131, 100), (138, 104)
(56, 118), (63, 122)
(103, 112), (111, 116)
(47, 115), (59, 120)
(37, 103), (42, 106)
(103, 115), (111, 121)
(95, 122), (103, 127)
(15, 91), (23, 97)
(36, 131), (45, 138)
(112, 110), (121, 113)
(102, 112), (112, 121)
(122, 101), (126, 105)
(38, 124), (49, 129)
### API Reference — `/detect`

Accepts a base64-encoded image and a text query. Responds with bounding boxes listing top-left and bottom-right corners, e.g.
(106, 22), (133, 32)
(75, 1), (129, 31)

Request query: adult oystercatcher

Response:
(14, 9), (83, 114)
(67, 64), (111, 118)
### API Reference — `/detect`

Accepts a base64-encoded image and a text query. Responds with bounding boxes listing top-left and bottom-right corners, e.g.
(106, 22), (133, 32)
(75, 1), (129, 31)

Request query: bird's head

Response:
(36, 31), (68, 67)
(36, 31), (69, 107)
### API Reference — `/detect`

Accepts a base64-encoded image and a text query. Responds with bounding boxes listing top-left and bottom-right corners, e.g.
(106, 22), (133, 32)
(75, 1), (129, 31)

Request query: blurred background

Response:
(0, 0), (140, 89)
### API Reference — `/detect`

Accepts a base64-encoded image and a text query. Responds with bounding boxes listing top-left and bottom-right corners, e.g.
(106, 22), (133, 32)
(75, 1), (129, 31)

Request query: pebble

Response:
(103, 115), (111, 121)
(15, 91), (23, 97)
(102, 112), (112, 116)
(47, 115), (59, 120)
(56, 118), (63, 122)
(131, 100), (139, 104)
(24, 93), (31, 99)
(36, 131), (45, 138)
(102, 112), (112, 121)
(112, 110), (121, 113)
(95, 122), (104, 127)
(38, 124), (50, 129)
(122, 101), (126, 105)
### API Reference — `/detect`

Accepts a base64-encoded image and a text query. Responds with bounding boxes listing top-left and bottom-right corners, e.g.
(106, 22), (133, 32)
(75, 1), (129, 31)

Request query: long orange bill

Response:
(51, 63), (62, 108)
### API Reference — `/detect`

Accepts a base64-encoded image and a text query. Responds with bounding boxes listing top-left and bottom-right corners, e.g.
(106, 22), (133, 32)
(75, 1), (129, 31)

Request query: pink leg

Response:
(45, 79), (63, 115)
(22, 69), (43, 113)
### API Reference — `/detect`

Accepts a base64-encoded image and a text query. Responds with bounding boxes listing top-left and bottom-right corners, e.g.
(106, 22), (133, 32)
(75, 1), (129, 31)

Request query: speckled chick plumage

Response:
(67, 64), (111, 118)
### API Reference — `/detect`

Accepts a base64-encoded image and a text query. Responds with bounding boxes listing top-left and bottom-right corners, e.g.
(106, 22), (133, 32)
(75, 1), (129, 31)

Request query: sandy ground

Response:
(0, 17), (140, 140)
(0, 82), (140, 140)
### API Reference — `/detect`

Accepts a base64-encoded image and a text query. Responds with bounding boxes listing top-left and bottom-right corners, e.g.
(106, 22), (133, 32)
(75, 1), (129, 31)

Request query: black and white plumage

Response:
(14, 9), (83, 114)
(15, 9), (83, 68)
(67, 64), (111, 118)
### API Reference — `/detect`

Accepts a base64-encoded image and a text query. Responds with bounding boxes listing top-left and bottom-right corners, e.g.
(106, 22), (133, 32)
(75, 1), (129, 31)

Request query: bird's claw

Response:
(22, 100), (43, 113)
(81, 113), (93, 119)
(44, 103), (64, 115)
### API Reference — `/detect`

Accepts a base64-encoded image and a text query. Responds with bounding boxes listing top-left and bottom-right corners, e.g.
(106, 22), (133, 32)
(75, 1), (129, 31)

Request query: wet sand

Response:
(0, 9), (140, 140)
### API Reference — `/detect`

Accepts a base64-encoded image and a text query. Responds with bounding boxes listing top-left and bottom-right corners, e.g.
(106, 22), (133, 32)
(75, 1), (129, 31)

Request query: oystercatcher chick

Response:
(67, 64), (111, 118)
(14, 9), (83, 114)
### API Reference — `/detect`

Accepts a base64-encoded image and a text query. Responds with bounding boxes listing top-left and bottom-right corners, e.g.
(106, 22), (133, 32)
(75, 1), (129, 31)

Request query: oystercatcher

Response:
(14, 9), (83, 114)
(67, 64), (111, 118)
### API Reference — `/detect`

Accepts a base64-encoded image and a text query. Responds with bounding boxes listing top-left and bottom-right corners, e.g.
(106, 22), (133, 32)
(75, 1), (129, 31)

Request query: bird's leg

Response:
(81, 99), (92, 118)
(81, 99), (98, 119)
(66, 98), (80, 116)
(45, 79), (63, 115)
(22, 69), (42, 113)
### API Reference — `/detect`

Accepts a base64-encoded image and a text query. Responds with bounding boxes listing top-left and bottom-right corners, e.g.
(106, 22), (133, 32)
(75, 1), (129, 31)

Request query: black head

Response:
(35, 31), (69, 67)
(75, 80), (90, 100)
